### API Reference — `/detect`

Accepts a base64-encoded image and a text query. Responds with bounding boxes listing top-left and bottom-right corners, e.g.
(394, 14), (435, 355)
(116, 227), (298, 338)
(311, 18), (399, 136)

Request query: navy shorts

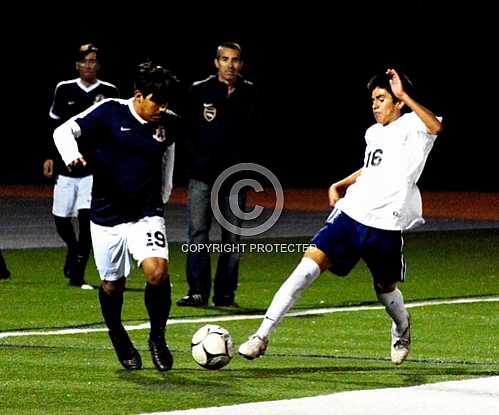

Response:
(310, 209), (406, 285)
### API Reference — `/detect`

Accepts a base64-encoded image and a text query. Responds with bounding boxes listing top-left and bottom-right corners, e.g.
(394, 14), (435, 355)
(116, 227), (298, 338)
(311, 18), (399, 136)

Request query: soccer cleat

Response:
(176, 294), (208, 307)
(238, 335), (268, 360)
(391, 316), (411, 365)
(149, 337), (174, 372)
(108, 329), (142, 370)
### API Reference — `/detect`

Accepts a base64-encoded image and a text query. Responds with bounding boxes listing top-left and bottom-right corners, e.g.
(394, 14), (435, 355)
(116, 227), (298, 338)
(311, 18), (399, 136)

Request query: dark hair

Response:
(134, 62), (179, 105)
(216, 42), (242, 59)
(367, 70), (414, 102)
(76, 43), (99, 61)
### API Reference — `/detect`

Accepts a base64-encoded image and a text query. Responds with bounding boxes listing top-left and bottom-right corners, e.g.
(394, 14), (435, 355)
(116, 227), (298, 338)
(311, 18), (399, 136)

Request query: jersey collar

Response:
(127, 98), (147, 124)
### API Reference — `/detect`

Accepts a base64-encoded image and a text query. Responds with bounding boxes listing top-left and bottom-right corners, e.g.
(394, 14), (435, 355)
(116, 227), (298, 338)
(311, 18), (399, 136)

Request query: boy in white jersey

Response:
(239, 68), (442, 365)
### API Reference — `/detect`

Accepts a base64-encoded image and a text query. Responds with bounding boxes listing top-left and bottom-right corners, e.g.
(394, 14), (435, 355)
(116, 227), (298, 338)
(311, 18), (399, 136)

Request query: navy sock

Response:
(54, 216), (77, 252)
(144, 281), (172, 340)
(99, 286), (124, 333)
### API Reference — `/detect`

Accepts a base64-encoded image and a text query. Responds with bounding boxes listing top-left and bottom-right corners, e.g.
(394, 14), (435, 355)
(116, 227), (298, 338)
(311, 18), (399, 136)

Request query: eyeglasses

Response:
(78, 59), (98, 67)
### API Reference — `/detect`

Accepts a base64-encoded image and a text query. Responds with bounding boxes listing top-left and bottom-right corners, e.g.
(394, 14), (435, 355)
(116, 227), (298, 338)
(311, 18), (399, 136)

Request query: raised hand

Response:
(386, 68), (406, 100)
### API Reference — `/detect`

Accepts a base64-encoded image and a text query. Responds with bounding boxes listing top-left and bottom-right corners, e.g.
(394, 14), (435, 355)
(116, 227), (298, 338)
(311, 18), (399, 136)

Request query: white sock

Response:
(377, 288), (409, 337)
(256, 257), (321, 339)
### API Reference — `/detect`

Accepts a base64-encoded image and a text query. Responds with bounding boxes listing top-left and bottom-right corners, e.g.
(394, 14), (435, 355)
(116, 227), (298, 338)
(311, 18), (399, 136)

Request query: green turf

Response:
(0, 229), (498, 414)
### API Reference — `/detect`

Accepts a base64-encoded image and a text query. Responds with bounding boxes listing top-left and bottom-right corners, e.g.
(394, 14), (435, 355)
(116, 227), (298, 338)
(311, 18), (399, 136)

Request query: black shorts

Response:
(310, 209), (406, 285)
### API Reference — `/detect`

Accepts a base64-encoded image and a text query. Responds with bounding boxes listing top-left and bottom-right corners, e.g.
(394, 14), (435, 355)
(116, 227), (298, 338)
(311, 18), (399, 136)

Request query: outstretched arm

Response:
(387, 68), (443, 135)
(328, 168), (363, 207)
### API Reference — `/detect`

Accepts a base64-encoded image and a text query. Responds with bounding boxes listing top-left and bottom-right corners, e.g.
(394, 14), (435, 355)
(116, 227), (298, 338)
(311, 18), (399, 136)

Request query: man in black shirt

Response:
(44, 43), (119, 289)
(177, 42), (257, 308)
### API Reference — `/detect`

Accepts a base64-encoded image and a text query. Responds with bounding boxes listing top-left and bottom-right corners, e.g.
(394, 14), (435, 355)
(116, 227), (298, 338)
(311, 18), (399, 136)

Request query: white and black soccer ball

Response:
(191, 324), (234, 370)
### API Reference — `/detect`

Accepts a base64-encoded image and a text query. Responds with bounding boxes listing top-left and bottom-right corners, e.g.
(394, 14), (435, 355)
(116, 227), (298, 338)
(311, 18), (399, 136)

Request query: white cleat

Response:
(238, 335), (268, 360)
(391, 316), (411, 365)
(80, 283), (94, 290)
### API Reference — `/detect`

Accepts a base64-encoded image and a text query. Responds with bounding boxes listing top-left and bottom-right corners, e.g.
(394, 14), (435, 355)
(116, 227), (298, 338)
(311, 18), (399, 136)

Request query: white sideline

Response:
(141, 376), (499, 415)
(0, 295), (498, 339)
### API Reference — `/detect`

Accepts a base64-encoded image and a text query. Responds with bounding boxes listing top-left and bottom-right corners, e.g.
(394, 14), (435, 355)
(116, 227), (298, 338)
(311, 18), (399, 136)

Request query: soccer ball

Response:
(191, 324), (234, 370)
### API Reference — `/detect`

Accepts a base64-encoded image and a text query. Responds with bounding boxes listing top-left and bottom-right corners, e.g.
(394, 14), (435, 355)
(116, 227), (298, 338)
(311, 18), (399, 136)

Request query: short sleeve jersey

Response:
(49, 78), (119, 177)
(73, 98), (176, 226)
(336, 112), (440, 230)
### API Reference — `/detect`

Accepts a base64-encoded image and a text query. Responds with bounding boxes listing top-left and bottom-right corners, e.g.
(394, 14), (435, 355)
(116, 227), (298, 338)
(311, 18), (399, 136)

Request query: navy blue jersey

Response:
(49, 78), (119, 177)
(74, 98), (176, 227)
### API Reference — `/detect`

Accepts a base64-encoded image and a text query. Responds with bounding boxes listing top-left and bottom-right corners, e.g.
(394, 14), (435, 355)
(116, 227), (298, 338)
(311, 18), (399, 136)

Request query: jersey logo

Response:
(203, 103), (217, 122)
(120, 126), (131, 132)
(94, 94), (105, 103)
(67, 101), (75, 105)
(153, 126), (167, 142)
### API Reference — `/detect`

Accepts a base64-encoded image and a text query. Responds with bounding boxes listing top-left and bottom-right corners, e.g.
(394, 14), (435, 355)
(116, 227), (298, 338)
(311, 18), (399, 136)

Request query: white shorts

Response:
(52, 175), (93, 217)
(90, 216), (169, 281)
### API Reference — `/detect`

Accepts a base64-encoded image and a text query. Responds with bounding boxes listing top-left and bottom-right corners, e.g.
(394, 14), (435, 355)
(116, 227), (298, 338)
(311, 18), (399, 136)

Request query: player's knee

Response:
(101, 278), (126, 295)
(145, 265), (169, 286)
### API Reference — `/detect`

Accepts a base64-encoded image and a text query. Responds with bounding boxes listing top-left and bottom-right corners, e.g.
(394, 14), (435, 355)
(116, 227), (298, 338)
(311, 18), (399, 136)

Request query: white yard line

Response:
(141, 376), (499, 415)
(0, 295), (498, 339)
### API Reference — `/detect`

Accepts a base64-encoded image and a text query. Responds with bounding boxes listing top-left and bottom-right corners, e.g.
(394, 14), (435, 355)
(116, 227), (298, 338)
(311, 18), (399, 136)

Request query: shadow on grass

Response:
(116, 358), (499, 392)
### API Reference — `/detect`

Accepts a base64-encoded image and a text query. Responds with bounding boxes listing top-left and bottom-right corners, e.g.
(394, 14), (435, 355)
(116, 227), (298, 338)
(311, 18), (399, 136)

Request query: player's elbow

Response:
(429, 122), (443, 136)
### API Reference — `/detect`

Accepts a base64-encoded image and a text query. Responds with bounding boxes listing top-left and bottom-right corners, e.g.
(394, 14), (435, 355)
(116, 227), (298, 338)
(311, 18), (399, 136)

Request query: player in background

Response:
(53, 62), (179, 372)
(44, 43), (119, 289)
(239, 68), (443, 365)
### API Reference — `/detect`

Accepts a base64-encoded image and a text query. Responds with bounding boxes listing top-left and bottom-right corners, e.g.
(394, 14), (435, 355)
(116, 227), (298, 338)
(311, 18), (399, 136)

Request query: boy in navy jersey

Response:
(53, 62), (178, 372)
(239, 68), (443, 365)
(44, 43), (119, 289)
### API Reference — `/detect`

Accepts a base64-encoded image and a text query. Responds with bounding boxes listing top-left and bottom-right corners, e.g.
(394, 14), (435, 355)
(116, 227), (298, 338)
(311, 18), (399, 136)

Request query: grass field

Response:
(0, 229), (498, 414)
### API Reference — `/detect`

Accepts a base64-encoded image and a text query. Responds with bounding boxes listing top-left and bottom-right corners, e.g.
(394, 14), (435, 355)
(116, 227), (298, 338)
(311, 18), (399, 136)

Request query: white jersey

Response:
(336, 112), (441, 230)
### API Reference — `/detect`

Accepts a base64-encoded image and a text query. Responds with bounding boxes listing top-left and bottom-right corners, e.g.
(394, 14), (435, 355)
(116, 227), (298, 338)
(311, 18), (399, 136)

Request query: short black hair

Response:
(134, 62), (179, 105)
(216, 42), (242, 59)
(76, 43), (98, 62)
(367, 70), (414, 102)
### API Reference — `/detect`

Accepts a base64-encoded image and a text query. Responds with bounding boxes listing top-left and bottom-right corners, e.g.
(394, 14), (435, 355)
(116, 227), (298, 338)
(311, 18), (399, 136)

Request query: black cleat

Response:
(149, 337), (174, 372)
(109, 330), (142, 370)
(0, 270), (10, 280)
(176, 294), (208, 307)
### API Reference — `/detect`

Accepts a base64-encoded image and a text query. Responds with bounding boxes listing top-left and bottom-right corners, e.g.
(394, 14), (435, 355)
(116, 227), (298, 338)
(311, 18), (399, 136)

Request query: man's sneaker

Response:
(176, 294), (208, 307)
(391, 316), (411, 365)
(238, 335), (268, 360)
(108, 329), (142, 370)
(149, 337), (174, 372)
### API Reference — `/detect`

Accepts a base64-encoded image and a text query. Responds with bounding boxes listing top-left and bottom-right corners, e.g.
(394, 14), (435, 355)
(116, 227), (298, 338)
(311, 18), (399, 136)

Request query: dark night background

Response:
(2, 3), (497, 191)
